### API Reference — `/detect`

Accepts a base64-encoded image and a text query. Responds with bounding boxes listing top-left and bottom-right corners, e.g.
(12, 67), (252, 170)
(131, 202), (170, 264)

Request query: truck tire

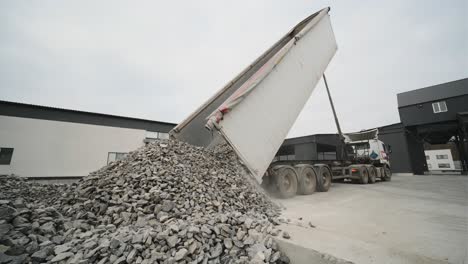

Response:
(382, 166), (392, 182)
(359, 166), (369, 184)
(368, 166), (377, 184)
(315, 165), (332, 192)
(273, 166), (298, 198)
(375, 167), (383, 179)
(261, 172), (277, 194)
(294, 165), (317, 195)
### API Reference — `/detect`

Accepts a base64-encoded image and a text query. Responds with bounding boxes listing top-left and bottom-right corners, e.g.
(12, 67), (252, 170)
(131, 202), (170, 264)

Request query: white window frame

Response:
(145, 131), (170, 140)
(436, 154), (448, 160)
(107, 152), (128, 164)
(158, 132), (169, 139)
(432, 101), (447, 113)
(438, 163), (450, 169)
(145, 131), (159, 139)
(0, 147), (14, 165)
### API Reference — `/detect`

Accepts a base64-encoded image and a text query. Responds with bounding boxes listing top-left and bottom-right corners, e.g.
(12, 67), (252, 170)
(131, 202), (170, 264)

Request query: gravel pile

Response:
(0, 176), (73, 264)
(0, 139), (291, 264)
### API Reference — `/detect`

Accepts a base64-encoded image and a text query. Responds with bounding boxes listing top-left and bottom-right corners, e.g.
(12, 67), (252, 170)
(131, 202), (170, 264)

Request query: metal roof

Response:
(0, 100), (176, 132)
(397, 78), (468, 107)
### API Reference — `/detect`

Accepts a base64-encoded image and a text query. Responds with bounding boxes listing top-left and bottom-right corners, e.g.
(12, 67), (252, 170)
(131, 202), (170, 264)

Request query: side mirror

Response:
(387, 145), (392, 154)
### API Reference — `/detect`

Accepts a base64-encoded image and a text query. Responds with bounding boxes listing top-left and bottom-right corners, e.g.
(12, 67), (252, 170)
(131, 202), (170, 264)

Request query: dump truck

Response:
(270, 129), (392, 197)
(170, 7), (392, 198)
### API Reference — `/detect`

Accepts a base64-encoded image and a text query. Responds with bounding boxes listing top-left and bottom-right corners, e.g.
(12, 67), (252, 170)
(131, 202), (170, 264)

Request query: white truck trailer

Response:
(170, 7), (392, 198)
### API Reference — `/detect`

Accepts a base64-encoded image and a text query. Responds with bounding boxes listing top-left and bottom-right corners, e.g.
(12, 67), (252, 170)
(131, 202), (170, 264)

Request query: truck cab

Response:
(346, 139), (390, 167)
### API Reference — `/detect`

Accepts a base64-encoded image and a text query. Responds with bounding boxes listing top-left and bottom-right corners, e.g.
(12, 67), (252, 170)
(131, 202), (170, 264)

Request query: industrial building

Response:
(0, 100), (176, 180)
(2, 78), (466, 179)
(277, 78), (468, 175)
(385, 77), (468, 174)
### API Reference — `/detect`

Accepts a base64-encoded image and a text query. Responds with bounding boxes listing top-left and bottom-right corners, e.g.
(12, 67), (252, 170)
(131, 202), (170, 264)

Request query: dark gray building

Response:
(377, 123), (426, 174)
(394, 78), (468, 174)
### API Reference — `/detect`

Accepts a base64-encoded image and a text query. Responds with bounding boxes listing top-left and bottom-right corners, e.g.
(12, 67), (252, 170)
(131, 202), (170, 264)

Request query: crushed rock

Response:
(0, 139), (291, 263)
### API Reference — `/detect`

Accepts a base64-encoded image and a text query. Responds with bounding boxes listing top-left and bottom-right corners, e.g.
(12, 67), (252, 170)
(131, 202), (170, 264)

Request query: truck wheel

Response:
(383, 166), (392, 182)
(295, 165), (317, 195)
(261, 172), (277, 193)
(378, 167), (387, 181)
(368, 166), (377, 184)
(274, 166), (298, 198)
(359, 166), (369, 184)
(316, 166), (332, 192)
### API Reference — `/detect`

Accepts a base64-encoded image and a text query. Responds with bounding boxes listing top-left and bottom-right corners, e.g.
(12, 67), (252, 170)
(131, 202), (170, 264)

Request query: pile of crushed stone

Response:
(0, 139), (292, 264)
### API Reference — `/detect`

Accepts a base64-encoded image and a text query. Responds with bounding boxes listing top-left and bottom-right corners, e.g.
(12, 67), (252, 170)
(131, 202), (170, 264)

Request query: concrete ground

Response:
(274, 175), (468, 264)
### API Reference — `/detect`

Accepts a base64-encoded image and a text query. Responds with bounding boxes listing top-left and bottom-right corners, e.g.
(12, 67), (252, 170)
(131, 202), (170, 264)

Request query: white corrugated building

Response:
(0, 100), (176, 181)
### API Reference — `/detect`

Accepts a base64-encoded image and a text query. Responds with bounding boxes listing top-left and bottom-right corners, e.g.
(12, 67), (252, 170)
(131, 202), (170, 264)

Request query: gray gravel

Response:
(0, 139), (291, 263)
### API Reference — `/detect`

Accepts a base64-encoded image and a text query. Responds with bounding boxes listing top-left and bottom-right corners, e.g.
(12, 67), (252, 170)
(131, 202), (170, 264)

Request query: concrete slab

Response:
(274, 175), (468, 264)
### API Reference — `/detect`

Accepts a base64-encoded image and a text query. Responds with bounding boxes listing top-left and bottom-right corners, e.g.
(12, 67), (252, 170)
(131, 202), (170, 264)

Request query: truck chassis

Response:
(264, 160), (392, 198)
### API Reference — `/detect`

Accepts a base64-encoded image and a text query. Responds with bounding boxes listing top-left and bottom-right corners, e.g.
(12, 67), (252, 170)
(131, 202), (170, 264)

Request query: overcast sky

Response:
(1, 1), (467, 137)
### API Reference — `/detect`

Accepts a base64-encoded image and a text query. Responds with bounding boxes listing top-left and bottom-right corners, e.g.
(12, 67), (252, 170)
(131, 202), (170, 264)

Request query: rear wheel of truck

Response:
(295, 165), (317, 195)
(368, 166), (377, 184)
(383, 166), (392, 182)
(359, 166), (369, 184)
(274, 166), (298, 198)
(378, 167), (388, 181)
(261, 172), (277, 193)
(316, 165), (332, 192)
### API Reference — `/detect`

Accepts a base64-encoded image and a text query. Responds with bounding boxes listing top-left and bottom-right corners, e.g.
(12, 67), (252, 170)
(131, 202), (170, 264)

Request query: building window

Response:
(432, 101), (447, 113)
(425, 155), (430, 160)
(158, 132), (169, 139)
(436, 154), (448, 160)
(438, 163), (450, 168)
(145, 131), (170, 141)
(146, 131), (159, 139)
(0, 148), (14, 165)
(108, 152), (128, 164)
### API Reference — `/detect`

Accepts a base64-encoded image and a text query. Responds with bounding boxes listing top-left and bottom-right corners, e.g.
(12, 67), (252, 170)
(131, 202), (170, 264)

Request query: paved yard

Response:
(274, 175), (468, 264)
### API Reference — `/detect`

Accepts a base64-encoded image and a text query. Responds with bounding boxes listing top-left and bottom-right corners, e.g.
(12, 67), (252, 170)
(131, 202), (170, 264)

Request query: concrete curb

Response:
(392, 173), (414, 176)
(275, 238), (354, 264)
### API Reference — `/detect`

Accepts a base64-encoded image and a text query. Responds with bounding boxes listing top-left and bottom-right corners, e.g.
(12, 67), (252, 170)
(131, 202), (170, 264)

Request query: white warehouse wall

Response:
(0, 115), (151, 177)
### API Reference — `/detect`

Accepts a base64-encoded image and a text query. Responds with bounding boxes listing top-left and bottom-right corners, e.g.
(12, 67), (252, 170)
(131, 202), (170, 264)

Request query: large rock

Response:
(54, 244), (71, 254)
(0, 224), (12, 237)
(0, 206), (16, 222)
(11, 216), (28, 227)
(0, 252), (27, 264)
(166, 235), (178, 248)
(174, 248), (188, 261)
(31, 247), (52, 262)
(39, 222), (56, 235)
(50, 251), (74, 262)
